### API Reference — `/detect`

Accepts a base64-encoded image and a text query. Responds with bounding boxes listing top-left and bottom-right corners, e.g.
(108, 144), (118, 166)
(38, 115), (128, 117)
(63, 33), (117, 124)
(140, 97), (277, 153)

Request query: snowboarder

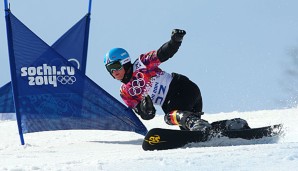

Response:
(104, 29), (249, 131)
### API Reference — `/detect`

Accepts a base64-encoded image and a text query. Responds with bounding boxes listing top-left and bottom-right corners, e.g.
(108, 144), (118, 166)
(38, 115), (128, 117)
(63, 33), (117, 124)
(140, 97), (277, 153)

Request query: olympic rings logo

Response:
(128, 72), (146, 96)
(57, 75), (76, 85)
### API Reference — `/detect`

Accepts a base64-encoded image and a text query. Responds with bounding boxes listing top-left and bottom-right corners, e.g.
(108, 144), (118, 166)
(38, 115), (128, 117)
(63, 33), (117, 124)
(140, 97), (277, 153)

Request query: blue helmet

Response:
(104, 48), (131, 65)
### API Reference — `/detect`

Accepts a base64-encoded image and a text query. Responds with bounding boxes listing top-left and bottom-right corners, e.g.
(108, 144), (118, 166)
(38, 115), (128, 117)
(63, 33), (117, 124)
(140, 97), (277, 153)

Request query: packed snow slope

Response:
(1, 108), (298, 171)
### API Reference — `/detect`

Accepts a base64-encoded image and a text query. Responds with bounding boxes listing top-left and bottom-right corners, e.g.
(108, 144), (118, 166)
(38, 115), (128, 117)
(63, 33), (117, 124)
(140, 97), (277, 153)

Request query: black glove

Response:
(171, 29), (186, 42)
(134, 95), (156, 120)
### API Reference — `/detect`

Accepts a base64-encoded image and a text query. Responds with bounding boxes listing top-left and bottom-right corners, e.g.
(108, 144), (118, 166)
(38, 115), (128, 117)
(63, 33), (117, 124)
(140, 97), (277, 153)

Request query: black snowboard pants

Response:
(162, 73), (203, 129)
(162, 73), (202, 114)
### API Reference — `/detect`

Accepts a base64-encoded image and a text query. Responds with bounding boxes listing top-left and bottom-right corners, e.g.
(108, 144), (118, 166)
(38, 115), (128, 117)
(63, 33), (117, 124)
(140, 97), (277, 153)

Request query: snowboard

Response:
(142, 124), (282, 151)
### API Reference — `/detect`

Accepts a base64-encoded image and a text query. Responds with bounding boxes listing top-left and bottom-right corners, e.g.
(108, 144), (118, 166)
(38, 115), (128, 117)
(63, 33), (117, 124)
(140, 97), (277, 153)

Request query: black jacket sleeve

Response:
(157, 39), (182, 62)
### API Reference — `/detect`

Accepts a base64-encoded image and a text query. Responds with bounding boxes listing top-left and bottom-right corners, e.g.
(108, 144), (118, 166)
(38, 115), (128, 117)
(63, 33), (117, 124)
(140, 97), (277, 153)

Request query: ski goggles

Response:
(105, 60), (123, 73)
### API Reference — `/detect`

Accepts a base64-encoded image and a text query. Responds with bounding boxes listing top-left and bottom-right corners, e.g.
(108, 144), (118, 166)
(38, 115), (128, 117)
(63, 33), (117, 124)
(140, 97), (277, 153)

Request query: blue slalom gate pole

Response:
(4, 0), (9, 16)
(81, 0), (92, 73)
(4, 0), (25, 145)
(88, 0), (92, 14)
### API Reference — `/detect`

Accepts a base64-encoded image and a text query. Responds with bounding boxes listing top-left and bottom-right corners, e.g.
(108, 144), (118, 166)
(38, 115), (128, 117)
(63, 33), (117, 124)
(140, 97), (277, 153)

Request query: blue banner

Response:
(0, 13), (90, 113)
(5, 12), (147, 144)
(51, 14), (90, 73)
(0, 82), (14, 113)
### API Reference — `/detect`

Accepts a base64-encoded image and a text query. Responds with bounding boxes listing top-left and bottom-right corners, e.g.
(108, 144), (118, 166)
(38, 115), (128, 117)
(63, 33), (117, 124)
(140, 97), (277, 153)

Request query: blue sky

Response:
(1, 0), (298, 114)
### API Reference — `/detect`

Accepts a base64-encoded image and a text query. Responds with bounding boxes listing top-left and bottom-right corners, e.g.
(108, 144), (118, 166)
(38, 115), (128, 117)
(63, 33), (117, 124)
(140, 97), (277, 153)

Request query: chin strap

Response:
(121, 63), (133, 84)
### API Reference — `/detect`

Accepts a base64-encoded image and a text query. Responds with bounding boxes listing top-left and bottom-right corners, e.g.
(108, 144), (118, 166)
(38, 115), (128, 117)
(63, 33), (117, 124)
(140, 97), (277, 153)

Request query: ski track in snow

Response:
(0, 108), (298, 171)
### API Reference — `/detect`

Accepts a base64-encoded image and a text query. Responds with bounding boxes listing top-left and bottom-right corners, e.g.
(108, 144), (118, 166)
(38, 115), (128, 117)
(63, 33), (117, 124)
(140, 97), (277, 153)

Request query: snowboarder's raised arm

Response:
(157, 29), (186, 62)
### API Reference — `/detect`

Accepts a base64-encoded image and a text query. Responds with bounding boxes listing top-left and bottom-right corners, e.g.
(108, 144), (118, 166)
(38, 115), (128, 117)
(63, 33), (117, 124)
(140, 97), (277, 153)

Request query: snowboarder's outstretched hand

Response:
(134, 95), (156, 120)
(171, 29), (186, 42)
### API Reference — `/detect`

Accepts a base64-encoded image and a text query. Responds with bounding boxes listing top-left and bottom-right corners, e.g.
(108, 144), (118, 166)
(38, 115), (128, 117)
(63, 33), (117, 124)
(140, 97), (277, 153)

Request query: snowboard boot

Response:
(211, 118), (250, 132)
(185, 117), (212, 131)
(164, 110), (211, 131)
(225, 118), (250, 130)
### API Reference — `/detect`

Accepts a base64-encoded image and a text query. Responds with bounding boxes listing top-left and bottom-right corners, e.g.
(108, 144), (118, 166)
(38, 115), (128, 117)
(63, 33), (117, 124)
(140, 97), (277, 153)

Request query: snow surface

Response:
(1, 108), (298, 171)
